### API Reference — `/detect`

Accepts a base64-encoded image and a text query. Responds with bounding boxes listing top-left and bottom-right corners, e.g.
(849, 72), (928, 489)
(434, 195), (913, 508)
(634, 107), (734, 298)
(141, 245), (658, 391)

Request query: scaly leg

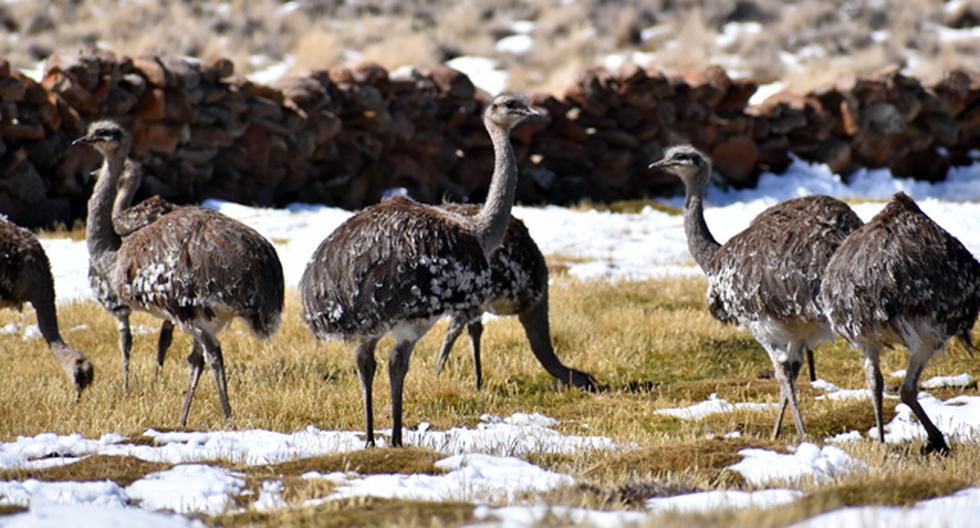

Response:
(862, 345), (885, 442)
(156, 320), (174, 378)
(467, 320), (484, 391)
(355, 337), (379, 447)
(435, 316), (466, 375)
(902, 344), (948, 455)
(197, 329), (231, 420)
(805, 347), (817, 382)
(388, 323), (429, 447)
(179, 339), (204, 427)
(117, 313), (132, 391)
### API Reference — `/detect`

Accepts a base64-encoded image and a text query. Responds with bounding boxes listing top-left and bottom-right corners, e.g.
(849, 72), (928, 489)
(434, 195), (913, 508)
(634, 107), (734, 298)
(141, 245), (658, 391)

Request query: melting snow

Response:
(729, 443), (859, 485)
(647, 489), (803, 513)
(473, 504), (647, 527)
(0, 504), (205, 528)
(920, 373), (974, 389)
(310, 453), (574, 502)
(653, 393), (778, 420)
(124, 464), (245, 515)
(878, 393), (980, 444)
(792, 487), (980, 528)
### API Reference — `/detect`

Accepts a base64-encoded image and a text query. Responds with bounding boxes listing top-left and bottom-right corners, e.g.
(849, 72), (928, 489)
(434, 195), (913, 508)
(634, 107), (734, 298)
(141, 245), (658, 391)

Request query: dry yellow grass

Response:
(1, 264), (979, 525)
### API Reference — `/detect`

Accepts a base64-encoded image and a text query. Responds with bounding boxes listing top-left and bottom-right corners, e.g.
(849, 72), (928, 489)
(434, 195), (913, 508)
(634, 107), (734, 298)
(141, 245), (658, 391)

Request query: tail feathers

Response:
(249, 309), (282, 339)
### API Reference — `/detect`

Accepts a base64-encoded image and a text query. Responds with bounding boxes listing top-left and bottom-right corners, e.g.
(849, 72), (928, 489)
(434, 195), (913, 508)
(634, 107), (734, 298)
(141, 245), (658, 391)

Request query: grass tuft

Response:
(0, 455), (171, 487)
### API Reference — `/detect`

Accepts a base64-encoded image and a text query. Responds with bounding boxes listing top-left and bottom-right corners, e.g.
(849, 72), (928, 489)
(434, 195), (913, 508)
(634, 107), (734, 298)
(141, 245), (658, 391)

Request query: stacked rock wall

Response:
(0, 49), (977, 227)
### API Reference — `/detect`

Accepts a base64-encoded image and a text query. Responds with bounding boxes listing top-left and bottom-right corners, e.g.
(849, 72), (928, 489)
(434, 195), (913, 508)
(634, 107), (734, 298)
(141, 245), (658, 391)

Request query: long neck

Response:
(87, 154), (124, 257)
(113, 166), (138, 219)
(28, 269), (64, 347)
(683, 189), (721, 273)
(471, 122), (518, 257)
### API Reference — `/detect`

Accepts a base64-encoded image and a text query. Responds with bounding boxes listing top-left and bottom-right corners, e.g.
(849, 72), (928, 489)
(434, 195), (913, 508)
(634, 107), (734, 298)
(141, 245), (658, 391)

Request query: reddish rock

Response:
(711, 136), (759, 184)
(133, 122), (180, 156)
(133, 56), (168, 87)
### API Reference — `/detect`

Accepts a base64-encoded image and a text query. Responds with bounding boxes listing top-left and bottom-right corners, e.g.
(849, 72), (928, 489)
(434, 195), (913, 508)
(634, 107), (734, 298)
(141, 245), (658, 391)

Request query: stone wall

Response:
(0, 49), (977, 227)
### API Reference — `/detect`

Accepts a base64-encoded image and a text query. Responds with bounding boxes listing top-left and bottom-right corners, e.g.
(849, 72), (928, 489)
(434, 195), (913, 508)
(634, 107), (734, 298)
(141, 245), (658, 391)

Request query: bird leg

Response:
(467, 320), (484, 391)
(435, 316), (466, 376)
(861, 346), (885, 443)
(902, 346), (949, 455)
(805, 347), (817, 382)
(389, 324), (427, 447)
(116, 313), (132, 391)
(179, 339), (204, 427)
(768, 342), (805, 439)
(198, 330), (231, 421)
(518, 294), (596, 390)
(355, 337), (379, 447)
(156, 320), (174, 378)
(772, 395), (789, 439)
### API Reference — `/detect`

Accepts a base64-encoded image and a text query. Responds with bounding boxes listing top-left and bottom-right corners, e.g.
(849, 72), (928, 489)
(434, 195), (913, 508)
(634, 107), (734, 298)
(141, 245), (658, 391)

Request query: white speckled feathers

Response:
(705, 195), (863, 326)
(300, 196), (493, 340)
(114, 207), (285, 337)
(441, 203), (547, 315)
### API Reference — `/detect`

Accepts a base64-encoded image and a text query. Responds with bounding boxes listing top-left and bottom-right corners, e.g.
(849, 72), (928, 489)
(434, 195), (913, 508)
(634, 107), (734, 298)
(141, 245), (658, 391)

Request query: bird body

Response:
(819, 192), (980, 453)
(651, 145), (862, 439)
(77, 120), (284, 425)
(433, 203), (595, 390)
(302, 196), (492, 341)
(0, 217), (93, 395)
(300, 94), (537, 447)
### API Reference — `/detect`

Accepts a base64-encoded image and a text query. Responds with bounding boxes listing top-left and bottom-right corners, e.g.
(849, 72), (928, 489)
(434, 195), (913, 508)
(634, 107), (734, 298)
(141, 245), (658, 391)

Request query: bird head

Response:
(648, 144), (712, 193)
(52, 342), (94, 399)
(73, 120), (131, 158)
(484, 93), (539, 131)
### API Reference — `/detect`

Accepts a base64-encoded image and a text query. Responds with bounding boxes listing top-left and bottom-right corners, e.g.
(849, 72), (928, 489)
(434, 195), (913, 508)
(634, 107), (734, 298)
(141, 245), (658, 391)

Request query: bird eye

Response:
(505, 99), (518, 109)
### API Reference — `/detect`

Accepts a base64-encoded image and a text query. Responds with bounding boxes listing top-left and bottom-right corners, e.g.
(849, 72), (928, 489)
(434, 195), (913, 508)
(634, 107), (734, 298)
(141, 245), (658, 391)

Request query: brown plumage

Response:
(651, 145), (863, 440)
(300, 93), (538, 447)
(76, 120), (285, 426)
(820, 192), (980, 454)
(434, 203), (595, 391)
(0, 217), (94, 397)
(111, 161), (181, 373)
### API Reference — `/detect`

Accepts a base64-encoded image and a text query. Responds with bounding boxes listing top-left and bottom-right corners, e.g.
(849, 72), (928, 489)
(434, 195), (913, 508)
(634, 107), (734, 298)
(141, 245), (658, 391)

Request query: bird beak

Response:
(526, 106), (541, 117)
(648, 159), (669, 170)
(72, 136), (92, 146)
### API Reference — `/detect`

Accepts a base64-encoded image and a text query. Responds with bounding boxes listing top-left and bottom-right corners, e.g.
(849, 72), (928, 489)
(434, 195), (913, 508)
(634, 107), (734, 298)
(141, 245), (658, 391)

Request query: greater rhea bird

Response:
(111, 163), (180, 373)
(0, 218), (94, 397)
(435, 203), (595, 391)
(76, 120), (285, 425)
(650, 145), (863, 439)
(820, 192), (980, 454)
(301, 94), (537, 447)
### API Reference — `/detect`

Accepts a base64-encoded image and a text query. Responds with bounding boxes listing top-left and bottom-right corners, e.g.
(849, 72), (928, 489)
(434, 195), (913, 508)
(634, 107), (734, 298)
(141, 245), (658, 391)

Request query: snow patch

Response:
(0, 504), (205, 528)
(311, 453), (574, 503)
(647, 489), (803, 514)
(729, 443), (859, 485)
(653, 393), (778, 420)
(125, 464), (245, 516)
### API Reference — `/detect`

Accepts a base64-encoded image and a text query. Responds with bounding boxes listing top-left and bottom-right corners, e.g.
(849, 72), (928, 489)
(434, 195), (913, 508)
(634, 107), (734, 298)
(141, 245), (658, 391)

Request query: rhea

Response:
(435, 203), (595, 391)
(820, 192), (980, 454)
(0, 218), (94, 397)
(76, 120), (285, 425)
(650, 145), (863, 439)
(300, 94), (537, 447)
(111, 162), (180, 375)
